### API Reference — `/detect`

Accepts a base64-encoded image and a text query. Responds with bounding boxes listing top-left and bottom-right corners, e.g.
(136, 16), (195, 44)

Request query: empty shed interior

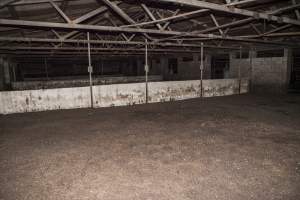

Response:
(0, 0), (300, 200)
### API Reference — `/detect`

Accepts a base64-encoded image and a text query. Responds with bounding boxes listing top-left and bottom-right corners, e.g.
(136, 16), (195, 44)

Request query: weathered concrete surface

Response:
(149, 79), (249, 103)
(203, 79), (245, 97)
(11, 75), (163, 91)
(93, 83), (146, 108)
(0, 78), (249, 114)
(0, 87), (90, 114)
(0, 58), (4, 91)
(149, 81), (200, 103)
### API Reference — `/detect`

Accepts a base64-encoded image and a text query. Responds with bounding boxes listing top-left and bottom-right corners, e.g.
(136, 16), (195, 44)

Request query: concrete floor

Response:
(1, 94), (300, 200)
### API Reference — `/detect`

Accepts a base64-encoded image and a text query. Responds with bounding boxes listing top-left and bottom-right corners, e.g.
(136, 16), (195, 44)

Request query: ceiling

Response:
(0, 0), (299, 58)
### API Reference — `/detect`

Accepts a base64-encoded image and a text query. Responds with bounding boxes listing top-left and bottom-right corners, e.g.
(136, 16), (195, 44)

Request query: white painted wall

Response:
(0, 79), (249, 114)
(93, 82), (146, 108)
(149, 80), (200, 103)
(0, 87), (90, 114)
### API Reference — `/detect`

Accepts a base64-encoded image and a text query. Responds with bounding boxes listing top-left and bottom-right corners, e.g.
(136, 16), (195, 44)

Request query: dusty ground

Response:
(0, 94), (300, 200)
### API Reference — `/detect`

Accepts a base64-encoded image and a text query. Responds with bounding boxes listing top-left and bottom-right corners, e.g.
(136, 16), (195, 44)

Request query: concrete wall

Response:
(0, 87), (90, 114)
(0, 57), (12, 91)
(0, 57), (17, 91)
(93, 83), (146, 107)
(11, 75), (162, 90)
(251, 57), (289, 93)
(0, 58), (4, 91)
(148, 78), (247, 103)
(203, 79), (248, 97)
(0, 78), (249, 114)
(161, 53), (211, 81)
(149, 80), (200, 103)
(229, 58), (252, 79)
(230, 49), (291, 93)
(177, 54), (211, 80)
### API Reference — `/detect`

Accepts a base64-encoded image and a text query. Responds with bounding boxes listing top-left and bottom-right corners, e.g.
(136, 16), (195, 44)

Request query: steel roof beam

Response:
(122, 9), (209, 28)
(60, 2), (121, 41)
(99, 0), (135, 24)
(11, 0), (78, 6)
(210, 13), (224, 35)
(49, 0), (72, 23)
(0, 18), (295, 46)
(226, 0), (260, 7)
(0, 0), (20, 8)
(141, 3), (163, 30)
(99, 0), (152, 40)
(0, 36), (240, 49)
(0, 46), (208, 53)
(155, 0), (300, 26)
(0, 19), (292, 46)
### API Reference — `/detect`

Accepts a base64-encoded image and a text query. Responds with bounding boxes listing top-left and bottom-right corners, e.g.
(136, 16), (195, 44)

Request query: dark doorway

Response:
(211, 54), (229, 79)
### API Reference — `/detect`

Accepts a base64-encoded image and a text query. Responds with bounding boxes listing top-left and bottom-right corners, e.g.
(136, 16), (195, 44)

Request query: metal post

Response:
(87, 32), (94, 108)
(145, 39), (149, 104)
(238, 46), (242, 94)
(200, 42), (204, 97)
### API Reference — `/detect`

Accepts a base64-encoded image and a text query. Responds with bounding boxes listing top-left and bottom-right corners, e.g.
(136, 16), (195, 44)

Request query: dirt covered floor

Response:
(1, 94), (300, 200)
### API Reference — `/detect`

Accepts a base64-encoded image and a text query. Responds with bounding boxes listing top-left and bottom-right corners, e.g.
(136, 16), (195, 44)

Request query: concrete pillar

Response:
(192, 54), (198, 62)
(249, 50), (257, 58)
(11, 62), (17, 82)
(229, 52), (236, 60)
(136, 57), (143, 76)
(3, 59), (11, 85)
(284, 48), (292, 92)
(0, 57), (14, 91)
(249, 50), (256, 92)
(229, 52), (239, 78)
(161, 57), (168, 80)
(152, 58), (162, 75)
(0, 57), (4, 91)
(204, 54), (212, 79)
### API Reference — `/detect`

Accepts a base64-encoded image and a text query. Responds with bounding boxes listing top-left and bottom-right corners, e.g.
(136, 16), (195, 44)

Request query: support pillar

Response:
(87, 32), (94, 108)
(200, 43), (204, 97)
(249, 49), (256, 92)
(284, 48), (293, 92)
(0, 57), (4, 91)
(145, 39), (149, 104)
(161, 57), (168, 80)
(3, 59), (10, 86)
(0, 57), (12, 90)
(238, 46), (242, 94)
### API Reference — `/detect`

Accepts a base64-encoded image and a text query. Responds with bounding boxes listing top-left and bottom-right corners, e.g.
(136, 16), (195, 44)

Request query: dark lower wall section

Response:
(0, 59), (4, 91)
(11, 75), (163, 90)
(0, 57), (13, 91)
(160, 54), (211, 81)
(10, 54), (212, 91)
